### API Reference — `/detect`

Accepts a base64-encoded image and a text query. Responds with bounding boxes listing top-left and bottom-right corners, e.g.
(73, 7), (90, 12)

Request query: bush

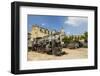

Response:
(62, 36), (73, 43)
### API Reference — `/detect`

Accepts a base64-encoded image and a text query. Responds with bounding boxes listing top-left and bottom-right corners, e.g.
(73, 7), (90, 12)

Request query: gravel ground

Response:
(27, 48), (88, 61)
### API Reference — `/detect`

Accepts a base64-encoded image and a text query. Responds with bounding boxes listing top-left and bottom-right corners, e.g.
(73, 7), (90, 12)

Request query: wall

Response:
(31, 25), (49, 39)
(0, 0), (99, 76)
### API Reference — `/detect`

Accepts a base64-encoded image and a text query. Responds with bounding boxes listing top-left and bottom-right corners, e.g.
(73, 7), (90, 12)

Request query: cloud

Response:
(65, 17), (88, 27)
(42, 23), (45, 26)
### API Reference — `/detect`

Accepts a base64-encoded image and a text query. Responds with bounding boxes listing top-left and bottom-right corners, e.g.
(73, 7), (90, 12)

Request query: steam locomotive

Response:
(28, 36), (66, 56)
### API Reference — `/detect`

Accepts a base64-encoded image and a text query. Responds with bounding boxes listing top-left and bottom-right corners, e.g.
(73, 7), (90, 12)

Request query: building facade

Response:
(31, 24), (50, 41)
(29, 24), (65, 42)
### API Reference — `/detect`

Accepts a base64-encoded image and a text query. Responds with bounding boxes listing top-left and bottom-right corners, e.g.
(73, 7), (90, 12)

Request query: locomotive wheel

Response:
(52, 48), (62, 56)
(47, 50), (52, 55)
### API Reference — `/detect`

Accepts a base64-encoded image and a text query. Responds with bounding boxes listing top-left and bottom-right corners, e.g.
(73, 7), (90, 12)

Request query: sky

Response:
(28, 15), (88, 35)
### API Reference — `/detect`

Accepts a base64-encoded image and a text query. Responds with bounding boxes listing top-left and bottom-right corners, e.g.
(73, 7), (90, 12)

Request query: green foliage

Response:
(62, 32), (88, 43)
(80, 32), (88, 42)
(62, 36), (73, 43)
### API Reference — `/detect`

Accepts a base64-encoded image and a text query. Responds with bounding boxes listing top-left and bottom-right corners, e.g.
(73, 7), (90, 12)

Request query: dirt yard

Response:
(27, 48), (88, 61)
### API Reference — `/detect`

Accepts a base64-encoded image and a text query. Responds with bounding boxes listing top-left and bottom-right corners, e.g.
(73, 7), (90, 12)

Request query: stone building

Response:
(29, 24), (65, 42)
(31, 24), (50, 41)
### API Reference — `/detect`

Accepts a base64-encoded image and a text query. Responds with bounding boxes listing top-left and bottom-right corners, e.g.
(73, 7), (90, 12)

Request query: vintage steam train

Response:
(28, 36), (66, 56)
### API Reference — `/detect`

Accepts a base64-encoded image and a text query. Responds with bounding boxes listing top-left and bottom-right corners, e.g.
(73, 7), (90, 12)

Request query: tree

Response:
(80, 32), (88, 42)
(62, 36), (74, 43)
(84, 32), (88, 42)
